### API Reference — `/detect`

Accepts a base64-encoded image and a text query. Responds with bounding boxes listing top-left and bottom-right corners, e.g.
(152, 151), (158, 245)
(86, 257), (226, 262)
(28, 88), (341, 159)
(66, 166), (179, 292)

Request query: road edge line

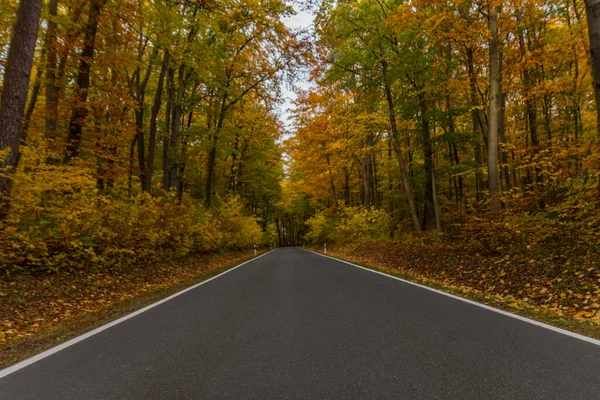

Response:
(0, 250), (275, 378)
(301, 248), (600, 347)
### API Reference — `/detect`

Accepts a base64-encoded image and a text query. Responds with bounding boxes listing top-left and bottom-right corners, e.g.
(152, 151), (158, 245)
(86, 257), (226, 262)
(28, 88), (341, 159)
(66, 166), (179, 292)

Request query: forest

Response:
(1, 0), (600, 358)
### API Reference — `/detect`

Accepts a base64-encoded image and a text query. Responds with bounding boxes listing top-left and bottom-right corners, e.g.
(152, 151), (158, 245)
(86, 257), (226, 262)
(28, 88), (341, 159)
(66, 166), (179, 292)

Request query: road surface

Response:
(2, 247), (600, 399)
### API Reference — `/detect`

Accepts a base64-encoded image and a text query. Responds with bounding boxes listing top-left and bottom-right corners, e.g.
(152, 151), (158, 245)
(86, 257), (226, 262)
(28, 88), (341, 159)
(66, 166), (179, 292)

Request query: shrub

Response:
(216, 196), (263, 249)
(336, 206), (390, 244)
(305, 211), (337, 243)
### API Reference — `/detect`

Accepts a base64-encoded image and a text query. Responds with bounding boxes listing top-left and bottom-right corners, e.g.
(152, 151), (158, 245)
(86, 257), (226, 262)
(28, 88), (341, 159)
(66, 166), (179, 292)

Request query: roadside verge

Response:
(1, 249), (270, 370)
(304, 244), (600, 342)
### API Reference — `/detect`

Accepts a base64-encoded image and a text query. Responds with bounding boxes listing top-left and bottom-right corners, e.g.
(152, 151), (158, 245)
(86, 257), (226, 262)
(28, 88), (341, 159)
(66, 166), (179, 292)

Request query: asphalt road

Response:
(2, 247), (600, 399)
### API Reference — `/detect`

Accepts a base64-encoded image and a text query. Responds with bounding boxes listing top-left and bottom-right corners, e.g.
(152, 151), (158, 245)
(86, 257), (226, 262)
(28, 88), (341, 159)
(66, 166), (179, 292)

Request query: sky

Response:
(280, 5), (315, 131)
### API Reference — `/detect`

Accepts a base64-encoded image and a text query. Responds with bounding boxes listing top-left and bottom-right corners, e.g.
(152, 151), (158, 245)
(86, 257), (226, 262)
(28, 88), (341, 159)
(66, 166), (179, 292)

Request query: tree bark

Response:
(488, 4), (502, 212)
(0, 0), (42, 216)
(498, 41), (510, 192)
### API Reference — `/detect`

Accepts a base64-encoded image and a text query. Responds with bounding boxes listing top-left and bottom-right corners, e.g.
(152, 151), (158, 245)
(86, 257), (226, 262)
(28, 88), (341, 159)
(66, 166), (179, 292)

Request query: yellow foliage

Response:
(336, 206), (390, 244)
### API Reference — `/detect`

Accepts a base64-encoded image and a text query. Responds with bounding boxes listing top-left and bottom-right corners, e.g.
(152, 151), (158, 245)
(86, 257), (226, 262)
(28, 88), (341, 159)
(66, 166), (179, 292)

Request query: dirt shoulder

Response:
(0, 249), (265, 368)
(308, 241), (600, 339)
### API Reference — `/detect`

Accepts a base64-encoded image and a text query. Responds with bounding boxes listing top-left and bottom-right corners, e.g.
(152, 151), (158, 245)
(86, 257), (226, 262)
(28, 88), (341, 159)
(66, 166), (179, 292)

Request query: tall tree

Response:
(45, 0), (59, 139)
(488, 3), (501, 212)
(64, 0), (106, 163)
(0, 0), (42, 215)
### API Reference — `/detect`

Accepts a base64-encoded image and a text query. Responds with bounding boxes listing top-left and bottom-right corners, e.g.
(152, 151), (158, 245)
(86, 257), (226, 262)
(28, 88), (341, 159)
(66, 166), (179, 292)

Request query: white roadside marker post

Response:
(324, 242), (327, 255)
(254, 244), (257, 256)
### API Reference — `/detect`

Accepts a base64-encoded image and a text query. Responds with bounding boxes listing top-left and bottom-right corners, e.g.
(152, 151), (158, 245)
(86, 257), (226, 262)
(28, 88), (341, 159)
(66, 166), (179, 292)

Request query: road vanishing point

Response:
(2, 247), (600, 399)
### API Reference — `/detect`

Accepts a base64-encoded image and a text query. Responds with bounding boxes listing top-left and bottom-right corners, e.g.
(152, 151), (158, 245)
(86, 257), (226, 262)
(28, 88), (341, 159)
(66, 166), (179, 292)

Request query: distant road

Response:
(2, 247), (600, 399)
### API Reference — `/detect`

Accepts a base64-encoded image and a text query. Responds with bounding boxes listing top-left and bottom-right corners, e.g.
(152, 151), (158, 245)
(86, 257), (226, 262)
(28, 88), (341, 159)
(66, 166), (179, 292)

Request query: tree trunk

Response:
(517, 14), (539, 149)
(584, 0), (600, 135)
(359, 139), (370, 207)
(275, 217), (283, 247)
(445, 90), (465, 219)
(163, 68), (173, 190)
(21, 58), (44, 140)
(135, 43), (155, 190)
(498, 42), (510, 192)
(466, 45), (486, 201)
(168, 65), (185, 190)
(344, 167), (350, 205)
(326, 152), (338, 205)
(64, 0), (105, 163)
(45, 0), (59, 139)
(488, 4), (502, 213)
(205, 93), (227, 206)
(417, 93), (436, 230)
(0, 0), (42, 216)
(431, 170), (442, 232)
(145, 50), (169, 192)
(381, 59), (422, 234)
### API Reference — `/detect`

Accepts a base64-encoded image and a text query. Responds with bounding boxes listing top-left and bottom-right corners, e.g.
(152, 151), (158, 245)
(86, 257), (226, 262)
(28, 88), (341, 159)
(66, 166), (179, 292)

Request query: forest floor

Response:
(308, 241), (600, 339)
(0, 249), (264, 368)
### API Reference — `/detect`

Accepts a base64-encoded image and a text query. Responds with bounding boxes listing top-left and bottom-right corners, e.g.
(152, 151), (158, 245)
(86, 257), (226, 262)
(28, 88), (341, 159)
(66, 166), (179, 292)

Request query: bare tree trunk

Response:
(585, 0), (600, 135)
(64, 0), (105, 163)
(0, 0), (42, 216)
(488, 4), (502, 213)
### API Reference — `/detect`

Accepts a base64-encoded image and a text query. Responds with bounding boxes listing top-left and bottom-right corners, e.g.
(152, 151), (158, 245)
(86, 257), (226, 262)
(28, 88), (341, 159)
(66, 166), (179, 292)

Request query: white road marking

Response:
(302, 248), (600, 347)
(0, 250), (275, 378)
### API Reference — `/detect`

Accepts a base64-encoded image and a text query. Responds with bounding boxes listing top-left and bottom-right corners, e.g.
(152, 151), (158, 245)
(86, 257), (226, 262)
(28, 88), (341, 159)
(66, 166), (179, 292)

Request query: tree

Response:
(0, 0), (42, 215)
(64, 0), (106, 163)
(487, 2), (501, 212)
